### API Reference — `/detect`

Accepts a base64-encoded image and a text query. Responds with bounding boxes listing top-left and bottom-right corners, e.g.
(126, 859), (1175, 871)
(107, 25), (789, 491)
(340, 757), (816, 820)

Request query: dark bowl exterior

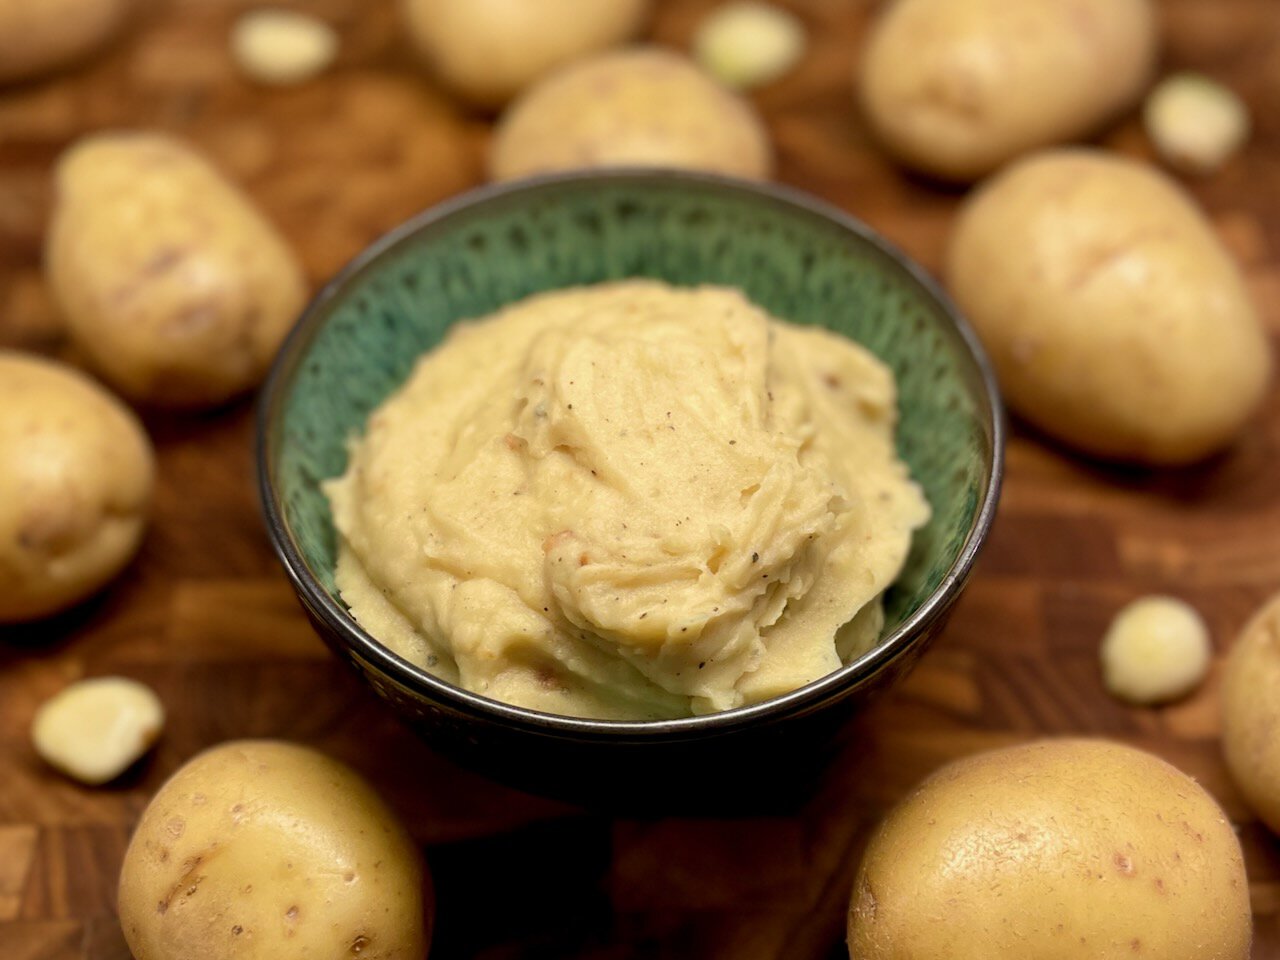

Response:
(290, 567), (959, 810)
(258, 169), (1004, 811)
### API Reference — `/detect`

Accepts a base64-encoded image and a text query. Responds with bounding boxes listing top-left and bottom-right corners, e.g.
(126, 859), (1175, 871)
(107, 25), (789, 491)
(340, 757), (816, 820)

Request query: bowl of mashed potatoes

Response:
(258, 170), (1002, 805)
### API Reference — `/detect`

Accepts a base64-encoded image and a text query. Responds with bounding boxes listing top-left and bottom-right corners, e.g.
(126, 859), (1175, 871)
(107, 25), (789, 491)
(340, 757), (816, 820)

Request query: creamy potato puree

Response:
(326, 281), (928, 719)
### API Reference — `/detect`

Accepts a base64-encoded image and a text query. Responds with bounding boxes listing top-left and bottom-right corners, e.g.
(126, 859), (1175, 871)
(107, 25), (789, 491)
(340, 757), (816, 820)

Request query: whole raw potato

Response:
(860, 0), (1157, 181)
(1222, 591), (1280, 835)
(46, 133), (308, 408)
(0, 353), (153, 622)
(946, 149), (1271, 465)
(489, 47), (772, 182)
(0, 0), (135, 83)
(848, 739), (1252, 960)
(403, 0), (650, 108)
(118, 740), (430, 960)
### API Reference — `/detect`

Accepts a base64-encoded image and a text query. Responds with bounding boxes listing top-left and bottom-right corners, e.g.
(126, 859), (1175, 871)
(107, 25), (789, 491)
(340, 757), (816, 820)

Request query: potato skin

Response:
(848, 739), (1251, 960)
(0, 0), (134, 83)
(860, 0), (1157, 181)
(1222, 591), (1280, 835)
(118, 740), (429, 960)
(403, 0), (650, 108)
(46, 133), (308, 408)
(0, 353), (153, 622)
(946, 149), (1271, 465)
(489, 47), (772, 182)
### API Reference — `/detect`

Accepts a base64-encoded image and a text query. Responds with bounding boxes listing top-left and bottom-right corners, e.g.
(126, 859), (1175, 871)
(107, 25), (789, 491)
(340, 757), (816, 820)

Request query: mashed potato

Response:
(326, 281), (928, 719)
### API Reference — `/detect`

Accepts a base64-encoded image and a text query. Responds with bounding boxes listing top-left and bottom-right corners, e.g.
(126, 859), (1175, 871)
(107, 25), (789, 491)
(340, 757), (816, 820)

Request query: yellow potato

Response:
(489, 47), (772, 182)
(849, 739), (1252, 960)
(946, 149), (1271, 465)
(0, 0), (135, 83)
(0, 353), (153, 622)
(1222, 590), (1280, 835)
(860, 0), (1157, 181)
(118, 740), (430, 960)
(46, 133), (308, 409)
(403, 0), (650, 108)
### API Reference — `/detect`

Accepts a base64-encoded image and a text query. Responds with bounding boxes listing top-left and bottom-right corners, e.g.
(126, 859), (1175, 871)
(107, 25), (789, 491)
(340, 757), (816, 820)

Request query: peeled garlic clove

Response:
(1100, 596), (1211, 705)
(1144, 73), (1249, 175)
(693, 1), (805, 90)
(32, 677), (164, 785)
(231, 9), (338, 86)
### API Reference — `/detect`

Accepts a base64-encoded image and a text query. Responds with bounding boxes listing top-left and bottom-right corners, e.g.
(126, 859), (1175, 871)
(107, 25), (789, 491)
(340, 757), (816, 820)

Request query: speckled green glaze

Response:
(269, 173), (995, 661)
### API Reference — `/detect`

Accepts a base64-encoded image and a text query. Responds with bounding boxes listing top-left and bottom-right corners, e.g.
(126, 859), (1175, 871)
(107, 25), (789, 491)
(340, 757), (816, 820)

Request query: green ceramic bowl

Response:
(258, 170), (1003, 807)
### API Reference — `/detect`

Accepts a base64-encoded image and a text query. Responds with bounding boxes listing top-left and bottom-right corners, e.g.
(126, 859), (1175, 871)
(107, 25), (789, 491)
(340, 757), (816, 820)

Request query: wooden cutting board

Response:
(2, 1), (1278, 957)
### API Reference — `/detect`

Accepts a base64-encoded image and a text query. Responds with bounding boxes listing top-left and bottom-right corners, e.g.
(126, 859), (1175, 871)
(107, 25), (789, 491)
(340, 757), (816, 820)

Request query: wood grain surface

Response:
(2, 1), (1279, 957)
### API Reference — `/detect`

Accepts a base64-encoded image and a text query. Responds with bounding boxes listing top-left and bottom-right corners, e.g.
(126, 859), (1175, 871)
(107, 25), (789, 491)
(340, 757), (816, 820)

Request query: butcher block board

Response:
(2, 1), (1278, 957)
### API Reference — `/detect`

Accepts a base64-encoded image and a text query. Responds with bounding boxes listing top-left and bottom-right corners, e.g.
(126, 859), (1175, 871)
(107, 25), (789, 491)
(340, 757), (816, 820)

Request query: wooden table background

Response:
(2, 1), (1279, 957)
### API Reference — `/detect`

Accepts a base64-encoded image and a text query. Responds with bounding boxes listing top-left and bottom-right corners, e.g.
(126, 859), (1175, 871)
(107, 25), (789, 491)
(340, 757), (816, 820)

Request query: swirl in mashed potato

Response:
(325, 281), (929, 719)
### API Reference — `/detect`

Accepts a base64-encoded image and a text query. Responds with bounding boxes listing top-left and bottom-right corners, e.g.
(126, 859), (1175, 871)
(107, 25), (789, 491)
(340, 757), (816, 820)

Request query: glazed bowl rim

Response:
(257, 167), (1004, 742)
